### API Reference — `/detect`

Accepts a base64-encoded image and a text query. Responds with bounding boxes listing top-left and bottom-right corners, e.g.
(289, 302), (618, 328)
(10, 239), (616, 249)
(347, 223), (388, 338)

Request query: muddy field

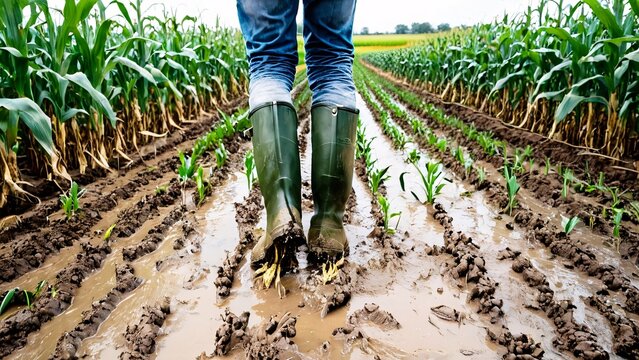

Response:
(1, 63), (638, 360)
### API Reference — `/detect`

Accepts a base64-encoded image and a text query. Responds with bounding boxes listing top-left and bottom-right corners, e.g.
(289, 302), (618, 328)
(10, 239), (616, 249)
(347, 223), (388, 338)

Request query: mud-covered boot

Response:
(250, 102), (304, 268)
(308, 104), (359, 259)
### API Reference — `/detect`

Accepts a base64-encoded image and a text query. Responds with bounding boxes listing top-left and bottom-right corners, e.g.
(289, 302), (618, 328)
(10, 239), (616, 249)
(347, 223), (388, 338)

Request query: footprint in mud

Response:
(208, 309), (298, 359)
(331, 303), (407, 358)
(430, 304), (464, 323)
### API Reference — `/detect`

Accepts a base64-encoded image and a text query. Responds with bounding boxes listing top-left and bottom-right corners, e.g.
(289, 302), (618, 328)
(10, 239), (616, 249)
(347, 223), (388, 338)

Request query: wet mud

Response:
(119, 297), (171, 360)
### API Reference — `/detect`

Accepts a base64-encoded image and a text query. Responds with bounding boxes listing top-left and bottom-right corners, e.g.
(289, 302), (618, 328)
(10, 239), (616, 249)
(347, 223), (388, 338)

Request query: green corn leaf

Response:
(554, 93), (609, 123)
(111, 56), (157, 85)
(65, 72), (117, 127)
(0, 289), (16, 315)
(582, 0), (624, 38)
(0, 98), (53, 156)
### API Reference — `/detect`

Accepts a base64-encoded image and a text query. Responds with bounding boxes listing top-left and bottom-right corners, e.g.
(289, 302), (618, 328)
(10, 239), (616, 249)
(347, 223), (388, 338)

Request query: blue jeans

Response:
(237, 0), (357, 109)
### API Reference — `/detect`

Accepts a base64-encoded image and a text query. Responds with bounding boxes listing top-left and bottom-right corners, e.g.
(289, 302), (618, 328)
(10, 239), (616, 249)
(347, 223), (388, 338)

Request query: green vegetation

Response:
(0, 0), (247, 210)
(503, 166), (520, 216)
(401, 161), (447, 205)
(60, 181), (85, 220)
(561, 216), (580, 235)
(365, 0), (639, 159)
(377, 194), (401, 234)
(244, 150), (257, 192)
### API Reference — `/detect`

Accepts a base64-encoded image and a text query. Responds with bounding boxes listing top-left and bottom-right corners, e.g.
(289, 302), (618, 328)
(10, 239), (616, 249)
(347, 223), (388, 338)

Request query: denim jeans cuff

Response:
(249, 77), (293, 110)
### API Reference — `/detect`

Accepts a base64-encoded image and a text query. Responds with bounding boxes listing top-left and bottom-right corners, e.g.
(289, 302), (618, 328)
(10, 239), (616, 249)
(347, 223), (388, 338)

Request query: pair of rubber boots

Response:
(250, 101), (358, 267)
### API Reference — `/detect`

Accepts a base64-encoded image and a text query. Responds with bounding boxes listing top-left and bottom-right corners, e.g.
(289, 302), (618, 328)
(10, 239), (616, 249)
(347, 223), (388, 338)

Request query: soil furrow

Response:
(50, 264), (143, 359)
(506, 253), (608, 359)
(0, 242), (111, 357)
(361, 63), (639, 257)
(0, 99), (248, 285)
(355, 83), (617, 358)
(360, 72), (639, 321)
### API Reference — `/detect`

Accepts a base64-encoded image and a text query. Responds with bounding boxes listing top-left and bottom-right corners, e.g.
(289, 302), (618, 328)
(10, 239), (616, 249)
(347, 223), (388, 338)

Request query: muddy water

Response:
(0, 168), (177, 297)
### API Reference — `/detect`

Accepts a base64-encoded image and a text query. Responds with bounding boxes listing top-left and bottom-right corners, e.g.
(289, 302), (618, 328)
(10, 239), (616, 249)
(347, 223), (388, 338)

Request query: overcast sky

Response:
(130, 0), (543, 33)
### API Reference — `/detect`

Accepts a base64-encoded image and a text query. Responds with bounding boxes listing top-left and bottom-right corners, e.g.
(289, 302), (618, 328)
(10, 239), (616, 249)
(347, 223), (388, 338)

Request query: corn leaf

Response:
(0, 98), (53, 156)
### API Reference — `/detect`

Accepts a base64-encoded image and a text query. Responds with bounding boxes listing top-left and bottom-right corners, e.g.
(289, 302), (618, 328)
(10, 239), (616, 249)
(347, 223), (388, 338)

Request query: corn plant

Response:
(561, 169), (574, 199)
(544, 157), (551, 175)
(377, 195), (401, 234)
(561, 216), (580, 235)
(400, 161), (447, 205)
(476, 167), (486, 186)
(244, 150), (257, 191)
(195, 166), (208, 205)
(0, 0), (248, 210)
(435, 138), (448, 152)
(365, 0), (639, 159)
(60, 181), (85, 220)
(369, 166), (390, 196)
(503, 166), (520, 216)
(177, 151), (199, 185)
(612, 208), (624, 239)
(214, 143), (228, 169)
(406, 149), (421, 164)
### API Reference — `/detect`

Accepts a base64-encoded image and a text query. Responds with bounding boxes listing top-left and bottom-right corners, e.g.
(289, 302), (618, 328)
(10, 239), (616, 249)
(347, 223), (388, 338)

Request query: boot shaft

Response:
(250, 102), (302, 229)
(310, 104), (359, 220)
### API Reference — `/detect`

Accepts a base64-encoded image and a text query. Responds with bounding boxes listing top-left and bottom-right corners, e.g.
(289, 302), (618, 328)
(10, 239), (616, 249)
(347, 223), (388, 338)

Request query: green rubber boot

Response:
(250, 102), (304, 267)
(308, 104), (359, 259)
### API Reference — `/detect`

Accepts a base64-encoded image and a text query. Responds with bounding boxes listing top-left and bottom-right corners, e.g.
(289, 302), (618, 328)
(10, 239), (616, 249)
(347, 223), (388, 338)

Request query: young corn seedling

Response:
(215, 143), (228, 169)
(476, 167), (486, 186)
(435, 138), (447, 152)
(60, 181), (86, 220)
(612, 208), (624, 239)
(544, 157), (551, 175)
(561, 169), (574, 199)
(155, 183), (169, 195)
(244, 150), (257, 191)
(410, 118), (426, 136)
(377, 195), (401, 234)
(503, 166), (520, 216)
(369, 166), (390, 196)
(177, 150), (199, 184)
(400, 161), (447, 205)
(195, 166), (209, 205)
(406, 149), (421, 164)
(561, 215), (580, 235)
(103, 224), (116, 243)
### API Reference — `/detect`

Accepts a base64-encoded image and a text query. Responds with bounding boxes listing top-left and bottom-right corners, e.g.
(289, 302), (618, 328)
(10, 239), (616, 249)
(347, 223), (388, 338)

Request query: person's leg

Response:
(237, 0), (304, 268)
(302, 0), (357, 108)
(237, 0), (299, 109)
(303, 0), (359, 259)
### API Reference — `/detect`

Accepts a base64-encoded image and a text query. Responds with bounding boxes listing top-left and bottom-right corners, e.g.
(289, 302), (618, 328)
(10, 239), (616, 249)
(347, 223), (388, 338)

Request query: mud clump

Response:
(122, 205), (186, 261)
(351, 303), (401, 329)
(320, 268), (353, 318)
(509, 253), (608, 359)
(120, 297), (171, 360)
(487, 329), (545, 359)
(215, 185), (263, 298)
(588, 295), (639, 359)
(432, 203), (503, 324)
(213, 309), (297, 359)
(114, 181), (181, 238)
(51, 264), (143, 360)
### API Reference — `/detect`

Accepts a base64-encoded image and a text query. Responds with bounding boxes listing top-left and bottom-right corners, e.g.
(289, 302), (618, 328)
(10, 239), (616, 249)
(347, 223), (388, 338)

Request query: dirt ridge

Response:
(50, 264), (143, 359)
